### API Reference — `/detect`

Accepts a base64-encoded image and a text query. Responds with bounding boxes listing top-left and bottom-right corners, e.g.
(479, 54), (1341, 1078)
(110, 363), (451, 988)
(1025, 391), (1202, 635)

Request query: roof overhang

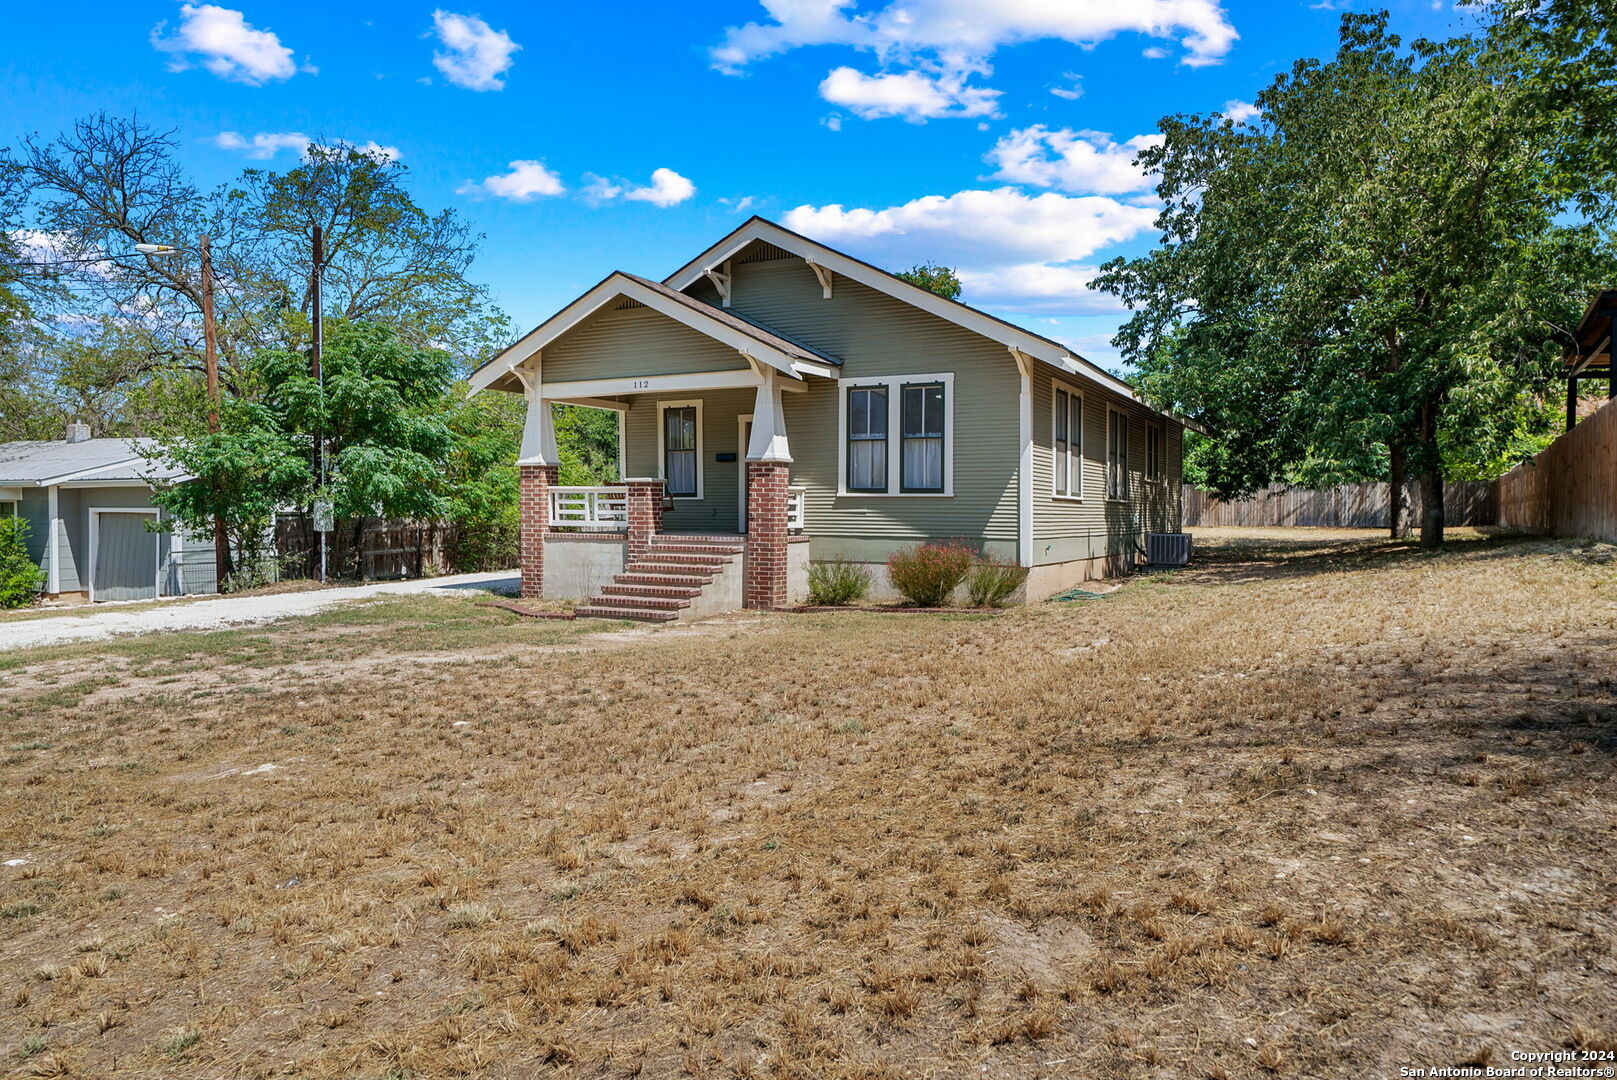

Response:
(664, 217), (1147, 405)
(1566, 289), (1616, 377)
(469, 272), (832, 396)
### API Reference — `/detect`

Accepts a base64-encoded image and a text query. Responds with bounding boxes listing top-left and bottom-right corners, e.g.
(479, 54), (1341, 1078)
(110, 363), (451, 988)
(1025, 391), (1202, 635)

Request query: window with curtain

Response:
(663, 405), (698, 497)
(1107, 410), (1129, 500)
(900, 383), (945, 492)
(1054, 385), (1082, 497)
(846, 386), (888, 492)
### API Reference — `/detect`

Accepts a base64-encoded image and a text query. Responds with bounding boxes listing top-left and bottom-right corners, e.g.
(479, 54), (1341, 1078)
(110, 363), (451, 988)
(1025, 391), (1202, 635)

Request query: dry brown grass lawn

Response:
(0, 529), (1614, 1079)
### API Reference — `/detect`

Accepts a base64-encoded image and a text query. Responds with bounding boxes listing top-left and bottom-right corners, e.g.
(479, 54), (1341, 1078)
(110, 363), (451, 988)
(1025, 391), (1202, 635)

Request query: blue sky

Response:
(3, 1), (1478, 370)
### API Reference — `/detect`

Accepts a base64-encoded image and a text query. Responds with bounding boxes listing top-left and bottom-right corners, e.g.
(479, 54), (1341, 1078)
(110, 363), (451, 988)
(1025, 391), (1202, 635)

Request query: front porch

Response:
(466, 268), (840, 615)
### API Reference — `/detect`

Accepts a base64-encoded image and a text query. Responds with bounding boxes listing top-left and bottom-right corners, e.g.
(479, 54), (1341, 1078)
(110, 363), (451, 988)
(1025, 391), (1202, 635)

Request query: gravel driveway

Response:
(0, 572), (519, 651)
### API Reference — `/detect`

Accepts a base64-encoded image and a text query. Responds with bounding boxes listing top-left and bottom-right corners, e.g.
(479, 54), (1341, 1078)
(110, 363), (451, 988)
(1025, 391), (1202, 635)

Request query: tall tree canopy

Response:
(1093, 12), (1617, 544)
(2, 114), (511, 438)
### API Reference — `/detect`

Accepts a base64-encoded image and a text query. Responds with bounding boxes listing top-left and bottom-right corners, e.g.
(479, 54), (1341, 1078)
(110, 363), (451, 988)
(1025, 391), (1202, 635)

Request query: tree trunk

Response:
(1388, 443), (1408, 540)
(352, 519), (366, 580)
(1418, 403), (1444, 549)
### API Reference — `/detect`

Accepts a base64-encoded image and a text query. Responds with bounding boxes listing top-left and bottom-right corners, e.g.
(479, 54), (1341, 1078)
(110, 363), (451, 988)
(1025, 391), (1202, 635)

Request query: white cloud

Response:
(1222, 99), (1261, 124)
(986, 126), (1161, 196)
(212, 131), (310, 159)
(782, 187), (1156, 314)
(818, 66), (1000, 121)
(586, 168), (697, 208)
(151, 3), (301, 84)
(1049, 73), (1083, 100)
(1141, 46), (1169, 59)
(212, 132), (401, 161)
(625, 168), (696, 207)
(457, 160), (565, 201)
(712, 0), (1239, 74)
(430, 10), (520, 91)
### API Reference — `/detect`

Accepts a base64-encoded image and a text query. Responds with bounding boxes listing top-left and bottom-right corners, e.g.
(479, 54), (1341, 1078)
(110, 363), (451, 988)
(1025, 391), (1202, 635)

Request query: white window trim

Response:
(1106, 406), (1130, 503)
(836, 371), (955, 497)
(1051, 379), (1084, 502)
(657, 399), (704, 500)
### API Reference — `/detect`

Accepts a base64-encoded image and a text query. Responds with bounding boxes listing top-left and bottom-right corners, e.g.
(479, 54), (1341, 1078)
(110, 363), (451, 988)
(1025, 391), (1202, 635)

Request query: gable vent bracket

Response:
(705, 261), (732, 307)
(806, 259), (833, 299)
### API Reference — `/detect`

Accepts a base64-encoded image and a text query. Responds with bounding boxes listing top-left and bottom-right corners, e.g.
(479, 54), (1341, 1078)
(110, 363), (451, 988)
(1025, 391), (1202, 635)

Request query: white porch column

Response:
(745, 370), (792, 463)
(516, 383), (559, 466)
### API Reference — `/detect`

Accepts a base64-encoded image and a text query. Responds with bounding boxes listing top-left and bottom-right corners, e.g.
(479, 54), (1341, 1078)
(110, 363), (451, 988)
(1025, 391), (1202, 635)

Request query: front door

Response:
(738, 416), (752, 533)
(94, 511), (159, 602)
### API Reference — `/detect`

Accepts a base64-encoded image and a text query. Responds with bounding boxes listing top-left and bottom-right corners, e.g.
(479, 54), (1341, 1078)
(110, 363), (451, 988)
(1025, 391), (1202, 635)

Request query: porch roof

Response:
(469, 271), (841, 395)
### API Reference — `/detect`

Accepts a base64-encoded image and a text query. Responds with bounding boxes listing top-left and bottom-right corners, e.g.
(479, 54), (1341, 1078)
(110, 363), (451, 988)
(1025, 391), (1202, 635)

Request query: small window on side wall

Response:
(1107, 409), (1129, 501)
(1054, 384), (1082, 498)
(1146, 422), (1165, 482)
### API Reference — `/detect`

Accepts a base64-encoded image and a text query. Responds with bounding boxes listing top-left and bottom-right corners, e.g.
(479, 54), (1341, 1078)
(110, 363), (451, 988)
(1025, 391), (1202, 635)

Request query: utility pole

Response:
(312, 224), (327, 583)
(200, 234), (230, 591)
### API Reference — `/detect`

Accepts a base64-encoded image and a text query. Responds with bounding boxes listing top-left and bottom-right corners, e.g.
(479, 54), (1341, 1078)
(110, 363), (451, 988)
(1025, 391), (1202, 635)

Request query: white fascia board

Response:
(470, 273), (805, 395)
(58, 476), (191, 489)
(666, 219), (1154, 405)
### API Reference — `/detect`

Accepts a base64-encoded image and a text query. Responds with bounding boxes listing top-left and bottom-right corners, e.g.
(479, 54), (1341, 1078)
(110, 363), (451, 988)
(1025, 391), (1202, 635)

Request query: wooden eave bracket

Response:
(705, 261), (733, 307)
(807, 260), (833, 299)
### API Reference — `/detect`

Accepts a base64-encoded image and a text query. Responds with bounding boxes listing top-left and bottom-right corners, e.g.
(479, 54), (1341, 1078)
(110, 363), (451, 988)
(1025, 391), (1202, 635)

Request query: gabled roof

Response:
(469, 270), (841, 394)
(663, 216), (1144, 402)
(0, 438), (190, 486)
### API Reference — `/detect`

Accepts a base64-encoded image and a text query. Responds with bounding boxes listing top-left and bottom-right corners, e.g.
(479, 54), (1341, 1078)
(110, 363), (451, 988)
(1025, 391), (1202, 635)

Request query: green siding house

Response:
(470, 218), (1185, 620)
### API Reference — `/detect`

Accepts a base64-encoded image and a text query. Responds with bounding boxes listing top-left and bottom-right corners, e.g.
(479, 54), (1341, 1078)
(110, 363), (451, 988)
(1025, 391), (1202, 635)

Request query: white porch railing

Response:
(787, 486), (807, 532)
(549, 486), (628, 530)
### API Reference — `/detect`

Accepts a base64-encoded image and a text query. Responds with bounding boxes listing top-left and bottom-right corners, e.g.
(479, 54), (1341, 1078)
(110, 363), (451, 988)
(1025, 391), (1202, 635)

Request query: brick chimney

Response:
(65, 421), (91, 443)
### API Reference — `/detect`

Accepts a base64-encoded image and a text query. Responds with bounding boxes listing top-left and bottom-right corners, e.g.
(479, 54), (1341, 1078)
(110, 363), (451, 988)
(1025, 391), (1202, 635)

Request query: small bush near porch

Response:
(0, 528), (1612, 1078)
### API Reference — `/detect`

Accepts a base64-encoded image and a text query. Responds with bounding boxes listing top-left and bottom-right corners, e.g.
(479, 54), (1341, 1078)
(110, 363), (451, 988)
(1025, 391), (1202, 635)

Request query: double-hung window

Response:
(1106, 409), (1129, 501)
(1146, 422), (1165, 483)
(841, 374), (953, 495)
(661, 403), (700, 498)
(846, 386), (889, 492)
(900, 383), (945, 493)
(1053, 384), (1083, 498)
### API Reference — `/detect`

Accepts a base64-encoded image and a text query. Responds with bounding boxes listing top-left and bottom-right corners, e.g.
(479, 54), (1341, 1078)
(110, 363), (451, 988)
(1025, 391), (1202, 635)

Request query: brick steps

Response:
(578, 534), (743, 623)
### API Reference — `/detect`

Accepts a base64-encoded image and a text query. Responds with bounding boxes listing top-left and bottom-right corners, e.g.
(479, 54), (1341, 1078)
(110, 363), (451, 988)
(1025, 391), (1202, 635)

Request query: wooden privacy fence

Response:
(1497, 399), (1617, 542)
(1183, 480), (1498, 529)
(276, 516), (470, 581)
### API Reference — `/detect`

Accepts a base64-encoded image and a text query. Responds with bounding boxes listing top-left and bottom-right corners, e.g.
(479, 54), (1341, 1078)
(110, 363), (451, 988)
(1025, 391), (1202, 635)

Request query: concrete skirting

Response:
(542, 532), (627, 599)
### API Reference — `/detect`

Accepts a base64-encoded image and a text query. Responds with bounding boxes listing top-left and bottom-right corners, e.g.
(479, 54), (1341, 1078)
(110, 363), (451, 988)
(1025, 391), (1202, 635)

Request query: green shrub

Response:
(807, 559), (872, 605)
(0, 518), (44, 609)
(886, 541), (974, 607)
(966, 558), (1029, 607)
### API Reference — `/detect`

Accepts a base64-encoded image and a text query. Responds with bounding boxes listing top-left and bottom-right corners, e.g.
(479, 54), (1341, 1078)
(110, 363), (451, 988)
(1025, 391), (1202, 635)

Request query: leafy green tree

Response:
(258, 320), (458, 568)
(147, 403), (309, 586)
(0, 517), (45, 608)
(892, 263), (962, 300)
(553, 404), (620, 485)
(441, 387), (522, 571)
(1094, 12), (1616, 545)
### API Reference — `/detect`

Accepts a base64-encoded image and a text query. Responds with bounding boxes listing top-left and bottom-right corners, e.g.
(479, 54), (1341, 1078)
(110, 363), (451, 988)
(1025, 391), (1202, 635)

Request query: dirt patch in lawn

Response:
(0, 529), (1613, 1079)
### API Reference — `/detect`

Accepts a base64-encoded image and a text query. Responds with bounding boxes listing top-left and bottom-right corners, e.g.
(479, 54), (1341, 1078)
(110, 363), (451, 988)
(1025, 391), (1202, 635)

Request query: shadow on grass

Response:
(1179, 530), (1576, 586)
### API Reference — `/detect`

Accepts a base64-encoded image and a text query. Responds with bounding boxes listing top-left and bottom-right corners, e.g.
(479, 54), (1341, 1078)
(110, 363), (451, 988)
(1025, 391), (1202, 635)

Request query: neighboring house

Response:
(0, 424), (218, 602)
(469, 217), (1186, 620)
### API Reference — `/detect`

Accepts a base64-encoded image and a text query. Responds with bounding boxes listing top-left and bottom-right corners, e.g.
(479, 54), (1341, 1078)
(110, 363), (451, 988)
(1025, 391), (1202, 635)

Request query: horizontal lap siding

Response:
(541, 305), (747, 384)
(1031, 365), (1183, 565)
(622, 388), (754, 534)
(730, 259), (1018, 552)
